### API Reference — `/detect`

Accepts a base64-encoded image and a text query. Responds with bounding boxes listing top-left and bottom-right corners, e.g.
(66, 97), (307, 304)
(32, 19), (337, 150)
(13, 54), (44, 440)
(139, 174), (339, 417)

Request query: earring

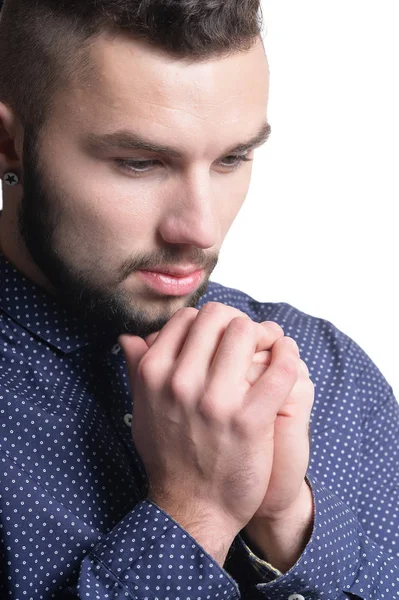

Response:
(4, 172), (19, 186)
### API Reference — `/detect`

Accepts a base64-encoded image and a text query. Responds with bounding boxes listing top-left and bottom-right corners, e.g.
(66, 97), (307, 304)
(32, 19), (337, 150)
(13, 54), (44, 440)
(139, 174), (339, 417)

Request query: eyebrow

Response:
(83, 121), (271, 159)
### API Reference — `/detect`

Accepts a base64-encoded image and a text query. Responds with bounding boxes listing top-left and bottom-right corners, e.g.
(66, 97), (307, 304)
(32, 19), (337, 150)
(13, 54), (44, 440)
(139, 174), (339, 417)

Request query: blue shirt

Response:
(0, 251), (398, 600)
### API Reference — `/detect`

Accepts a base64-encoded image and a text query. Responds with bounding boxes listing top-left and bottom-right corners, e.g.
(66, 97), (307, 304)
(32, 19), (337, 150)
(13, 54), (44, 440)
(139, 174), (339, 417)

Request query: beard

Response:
(17, 126), (218, 340)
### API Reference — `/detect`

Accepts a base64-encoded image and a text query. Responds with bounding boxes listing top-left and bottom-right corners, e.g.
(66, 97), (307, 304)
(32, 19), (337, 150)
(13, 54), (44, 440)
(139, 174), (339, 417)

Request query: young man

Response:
(0, 1), (397, 598)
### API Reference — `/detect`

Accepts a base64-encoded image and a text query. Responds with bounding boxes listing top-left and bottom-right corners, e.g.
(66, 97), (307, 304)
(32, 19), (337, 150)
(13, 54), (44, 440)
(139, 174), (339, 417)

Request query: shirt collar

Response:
(0, 252), (124, 354)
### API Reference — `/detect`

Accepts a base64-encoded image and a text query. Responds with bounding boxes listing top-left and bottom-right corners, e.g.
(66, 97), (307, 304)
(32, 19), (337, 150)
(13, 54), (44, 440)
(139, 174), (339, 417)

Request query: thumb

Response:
(118, 334), (149, 385)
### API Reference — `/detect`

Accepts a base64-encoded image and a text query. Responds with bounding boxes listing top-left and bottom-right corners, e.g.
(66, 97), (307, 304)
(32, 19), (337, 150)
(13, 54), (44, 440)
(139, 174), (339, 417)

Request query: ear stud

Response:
(4, 172), (19, 186)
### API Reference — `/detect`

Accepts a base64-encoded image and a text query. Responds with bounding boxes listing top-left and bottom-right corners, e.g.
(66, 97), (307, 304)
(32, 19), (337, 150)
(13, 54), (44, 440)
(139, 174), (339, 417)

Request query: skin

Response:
(0, 33), (269, 338)
(121, 308), (314, 568)
(0, 31), (314, 571)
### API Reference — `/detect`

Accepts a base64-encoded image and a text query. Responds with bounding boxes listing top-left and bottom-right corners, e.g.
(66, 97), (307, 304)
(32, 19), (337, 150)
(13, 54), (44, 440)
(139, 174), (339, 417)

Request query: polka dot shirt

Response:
(0, 251), (398, 599)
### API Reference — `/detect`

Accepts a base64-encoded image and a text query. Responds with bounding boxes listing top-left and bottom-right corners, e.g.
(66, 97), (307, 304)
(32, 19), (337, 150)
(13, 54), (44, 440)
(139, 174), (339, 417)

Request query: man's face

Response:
(14, 33), (269, 338)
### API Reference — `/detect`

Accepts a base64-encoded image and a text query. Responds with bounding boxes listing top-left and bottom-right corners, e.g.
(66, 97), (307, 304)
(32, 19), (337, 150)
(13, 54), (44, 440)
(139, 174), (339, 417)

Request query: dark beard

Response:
(17, 125), (216, 339)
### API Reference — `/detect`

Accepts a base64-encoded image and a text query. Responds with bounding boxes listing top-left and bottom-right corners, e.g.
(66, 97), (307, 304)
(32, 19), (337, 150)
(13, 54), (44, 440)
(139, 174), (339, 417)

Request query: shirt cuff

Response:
(225, 473), (362, 598)
(235, 535), (283, 580)
(87, 499), (241, 599)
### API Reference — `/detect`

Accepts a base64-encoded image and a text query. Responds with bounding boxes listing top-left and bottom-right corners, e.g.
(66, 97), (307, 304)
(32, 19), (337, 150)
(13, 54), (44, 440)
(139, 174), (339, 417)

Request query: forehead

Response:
(49, 33), (269, 150)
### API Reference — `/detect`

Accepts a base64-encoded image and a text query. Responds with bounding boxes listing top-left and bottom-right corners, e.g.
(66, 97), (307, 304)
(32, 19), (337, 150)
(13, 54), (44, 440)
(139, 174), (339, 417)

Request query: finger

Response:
(252, 350), (271, 365)
(144, 331), (160, 347)
(246, 355), (270, 386)
(173, 303), (283, 395)
(264, 372), (314, 514)
(245, 336), (301, 418)
(276, 367), (315, 422)
(144, 314), (283, 352)
(299, 358), (310, 377)
(140, 307), (199, 378)
(118, 334), (151, 391)
(145, 302), (250, 359)
(146, 328), (279, 355)
(202, 317), (280, 411)
(143, 317), (277, 395)
(181, 302), (283, 361)
(247, 351), (303, 389)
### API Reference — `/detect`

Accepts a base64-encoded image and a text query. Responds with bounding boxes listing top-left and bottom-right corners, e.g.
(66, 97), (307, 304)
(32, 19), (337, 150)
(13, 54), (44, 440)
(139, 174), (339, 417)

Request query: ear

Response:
(0, 102), (23, 178)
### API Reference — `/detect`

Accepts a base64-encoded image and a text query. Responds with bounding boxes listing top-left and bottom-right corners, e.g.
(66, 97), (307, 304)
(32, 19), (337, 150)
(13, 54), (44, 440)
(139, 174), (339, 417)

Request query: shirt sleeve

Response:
(75, 499), (242, 599)
(222, 389), (399, 600)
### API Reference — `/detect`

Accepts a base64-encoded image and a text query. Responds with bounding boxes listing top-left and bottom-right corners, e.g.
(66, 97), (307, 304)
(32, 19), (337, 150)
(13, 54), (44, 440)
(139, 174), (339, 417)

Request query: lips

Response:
(139, 265), (201, 277)
(137, 269), (204, 296)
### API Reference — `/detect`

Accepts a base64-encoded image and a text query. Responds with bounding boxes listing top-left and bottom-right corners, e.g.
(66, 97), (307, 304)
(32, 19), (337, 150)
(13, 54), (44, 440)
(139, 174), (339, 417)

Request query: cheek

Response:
(48, 157), (156, 249)
(59, 186), (155, 254)
(217, 170), (252, 233)
(39, 136), (160, 270)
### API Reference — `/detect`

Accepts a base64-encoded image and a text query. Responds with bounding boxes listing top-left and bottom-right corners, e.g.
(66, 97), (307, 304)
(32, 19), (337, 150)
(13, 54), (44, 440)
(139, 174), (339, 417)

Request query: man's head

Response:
(0, 0), (270, 338)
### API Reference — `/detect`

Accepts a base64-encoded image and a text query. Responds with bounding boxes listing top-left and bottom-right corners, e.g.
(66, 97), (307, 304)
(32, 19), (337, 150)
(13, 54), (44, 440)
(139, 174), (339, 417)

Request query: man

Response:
(0, 0), (397, 598)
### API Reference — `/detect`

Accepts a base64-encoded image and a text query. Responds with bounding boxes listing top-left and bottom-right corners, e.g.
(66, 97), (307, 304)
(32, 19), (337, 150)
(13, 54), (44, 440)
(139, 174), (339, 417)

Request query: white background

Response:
(1, 0), (398, 396)
(212, 0), (399, 397)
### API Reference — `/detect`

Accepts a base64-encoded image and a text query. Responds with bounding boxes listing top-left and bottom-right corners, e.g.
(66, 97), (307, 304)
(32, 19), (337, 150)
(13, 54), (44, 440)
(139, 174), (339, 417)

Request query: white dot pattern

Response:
(0, 252), (398, 599)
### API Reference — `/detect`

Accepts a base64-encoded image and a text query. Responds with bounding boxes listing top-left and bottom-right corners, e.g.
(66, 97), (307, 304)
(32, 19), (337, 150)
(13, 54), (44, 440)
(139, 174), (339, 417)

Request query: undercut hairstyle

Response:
(0, 0), (264, 135)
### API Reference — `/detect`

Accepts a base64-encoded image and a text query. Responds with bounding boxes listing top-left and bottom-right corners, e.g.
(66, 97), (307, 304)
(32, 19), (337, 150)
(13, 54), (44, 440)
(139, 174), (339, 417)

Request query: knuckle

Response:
(169, 371), (192, 402)
(137, 356), (161, 389)
(200, 387), (230, 423)
(137, 356), (153, 379)
(231, 411), (253, 438)
(228, 315), (254, 336)
(175, 306), (199, 319)
(200, 302), (248, 321)
(262, 320), (284, 334)
(200, 301), (225, 316)
(200, 403), (218, 422)
(201, 404), (230, 425)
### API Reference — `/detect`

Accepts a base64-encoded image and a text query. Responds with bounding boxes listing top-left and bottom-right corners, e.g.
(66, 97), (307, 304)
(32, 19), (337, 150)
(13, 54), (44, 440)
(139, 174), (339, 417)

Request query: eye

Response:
(115, 159), (159, 174)
(219, 154), (253, 170)
(114, 152), (254, 176)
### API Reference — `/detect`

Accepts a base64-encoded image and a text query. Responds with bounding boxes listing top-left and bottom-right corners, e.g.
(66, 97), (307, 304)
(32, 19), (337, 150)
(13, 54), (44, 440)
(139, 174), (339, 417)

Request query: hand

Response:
(242, 356), (315, 573)
(248, 354), (314, 521)
(145, 324), (314, 520)
(235, 342), (314, 522)
(118, 302), (298, 559)
(144, 323), (274, 387)
(126, 305), (314, 570)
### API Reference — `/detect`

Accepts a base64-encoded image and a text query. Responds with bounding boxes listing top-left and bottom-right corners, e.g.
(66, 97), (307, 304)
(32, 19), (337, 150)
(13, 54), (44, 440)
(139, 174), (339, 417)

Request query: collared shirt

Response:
(0, 250), (398, 600)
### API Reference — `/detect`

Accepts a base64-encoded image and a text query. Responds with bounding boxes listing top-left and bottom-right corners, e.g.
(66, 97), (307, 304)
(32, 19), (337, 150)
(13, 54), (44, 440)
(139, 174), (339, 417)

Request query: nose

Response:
(157, 168), (220, 249)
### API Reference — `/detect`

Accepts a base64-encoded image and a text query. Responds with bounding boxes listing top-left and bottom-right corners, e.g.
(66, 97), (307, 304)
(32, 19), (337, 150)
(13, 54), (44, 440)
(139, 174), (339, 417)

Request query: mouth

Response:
(136, 269), (204, 296)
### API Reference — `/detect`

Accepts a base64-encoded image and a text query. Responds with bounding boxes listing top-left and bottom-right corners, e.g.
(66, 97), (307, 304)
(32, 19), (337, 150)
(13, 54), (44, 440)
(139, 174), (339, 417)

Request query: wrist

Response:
(147, 495), (237, 567)
(269, 478), (313, 523)
(243, 480), (314, 573)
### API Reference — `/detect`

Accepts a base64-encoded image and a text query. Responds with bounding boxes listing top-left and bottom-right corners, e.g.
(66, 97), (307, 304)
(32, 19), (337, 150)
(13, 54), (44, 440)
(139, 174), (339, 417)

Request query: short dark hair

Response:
(0, 0), (263, 134)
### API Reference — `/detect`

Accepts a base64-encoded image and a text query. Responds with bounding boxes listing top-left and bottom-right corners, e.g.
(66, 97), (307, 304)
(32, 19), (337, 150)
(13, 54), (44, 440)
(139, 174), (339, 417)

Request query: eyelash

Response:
(115, 154), (253, 176)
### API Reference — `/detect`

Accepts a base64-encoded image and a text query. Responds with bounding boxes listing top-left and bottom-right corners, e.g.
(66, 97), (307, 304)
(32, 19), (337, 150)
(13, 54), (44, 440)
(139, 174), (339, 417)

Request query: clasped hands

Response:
(118, 302), (315, 567)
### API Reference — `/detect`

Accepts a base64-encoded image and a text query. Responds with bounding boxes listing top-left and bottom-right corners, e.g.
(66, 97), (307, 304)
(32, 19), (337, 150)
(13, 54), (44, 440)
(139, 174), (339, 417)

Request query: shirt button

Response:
(288, 595), (305, 600)
(111, 343), (121, 355)
(124, 413), (132, 427)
